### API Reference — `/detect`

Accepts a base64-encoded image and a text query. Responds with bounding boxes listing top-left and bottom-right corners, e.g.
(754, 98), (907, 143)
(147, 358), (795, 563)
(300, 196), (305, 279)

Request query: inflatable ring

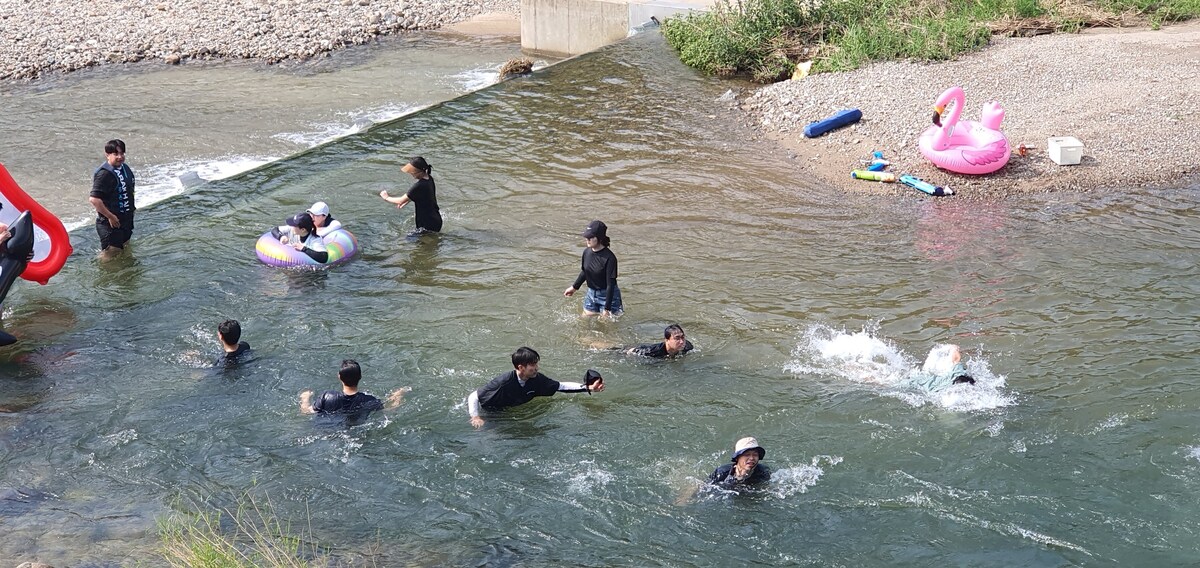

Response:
(255, 228), (358, 268)
(918, 86), (1010, 175)
(0, 164), (72, 285)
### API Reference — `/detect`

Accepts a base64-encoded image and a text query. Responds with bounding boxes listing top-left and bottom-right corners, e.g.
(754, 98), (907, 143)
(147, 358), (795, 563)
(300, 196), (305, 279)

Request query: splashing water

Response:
(786, 324), (1015, 411)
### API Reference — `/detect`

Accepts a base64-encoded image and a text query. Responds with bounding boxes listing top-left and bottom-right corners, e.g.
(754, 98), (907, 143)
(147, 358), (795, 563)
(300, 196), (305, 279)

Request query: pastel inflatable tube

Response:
(255, 228), (359, 269)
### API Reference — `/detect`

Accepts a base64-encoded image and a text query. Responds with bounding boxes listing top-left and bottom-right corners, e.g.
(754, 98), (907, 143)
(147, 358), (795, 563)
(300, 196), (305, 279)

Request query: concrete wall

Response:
(521, 0), (630, 58)
(522, 0), (716, 57)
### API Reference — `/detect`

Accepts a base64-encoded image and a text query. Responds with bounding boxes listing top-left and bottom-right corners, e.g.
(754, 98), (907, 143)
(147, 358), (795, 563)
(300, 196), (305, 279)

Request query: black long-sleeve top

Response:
(571, 247), (618, 310)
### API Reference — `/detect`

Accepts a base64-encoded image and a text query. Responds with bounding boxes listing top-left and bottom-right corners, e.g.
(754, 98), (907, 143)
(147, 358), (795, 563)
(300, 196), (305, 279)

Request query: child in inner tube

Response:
(271, 213), (329, 263)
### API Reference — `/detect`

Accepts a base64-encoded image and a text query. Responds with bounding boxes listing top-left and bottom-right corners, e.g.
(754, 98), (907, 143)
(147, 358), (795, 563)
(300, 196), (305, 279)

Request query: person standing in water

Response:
(88, 139), (136, 259)
(563, 220), (622, 317)
(379, 156), (442, 237)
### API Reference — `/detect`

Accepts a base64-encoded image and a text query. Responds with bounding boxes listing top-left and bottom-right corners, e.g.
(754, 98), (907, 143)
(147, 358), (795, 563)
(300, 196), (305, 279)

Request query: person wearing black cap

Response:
(271, 212), (328, 263)
(707, 437), (771, 489)
(563, 220), (622, 317)
(379, 156), (443, 237)
(466, 346), (605, 429)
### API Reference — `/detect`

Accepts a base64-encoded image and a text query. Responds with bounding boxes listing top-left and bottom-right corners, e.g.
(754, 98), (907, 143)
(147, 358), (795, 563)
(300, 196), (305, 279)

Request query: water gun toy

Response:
(851, 170), (897, 183)
(899, 174), (953, 197)
(862, 151), (890, 171)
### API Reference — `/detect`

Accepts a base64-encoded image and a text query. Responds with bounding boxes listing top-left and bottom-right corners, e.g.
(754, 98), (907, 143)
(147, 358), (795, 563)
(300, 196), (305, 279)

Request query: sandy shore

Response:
(0, 0), (521, 81)
(3, 1), (1195, 196)
(741, 24), (1200, 197)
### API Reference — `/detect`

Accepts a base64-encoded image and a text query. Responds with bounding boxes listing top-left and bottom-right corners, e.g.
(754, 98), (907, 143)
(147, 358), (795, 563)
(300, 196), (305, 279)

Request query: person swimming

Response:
(904, 343), (976, 392)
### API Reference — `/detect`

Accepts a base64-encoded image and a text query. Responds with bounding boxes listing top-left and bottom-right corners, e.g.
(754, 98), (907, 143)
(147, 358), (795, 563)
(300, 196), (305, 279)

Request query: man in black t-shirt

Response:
(214, 319), (253, 367)
(467, 347), (605, 429)
(88, 139), (136, 259)
(299, 360), (409, 424)
(627, 324), (694, 359)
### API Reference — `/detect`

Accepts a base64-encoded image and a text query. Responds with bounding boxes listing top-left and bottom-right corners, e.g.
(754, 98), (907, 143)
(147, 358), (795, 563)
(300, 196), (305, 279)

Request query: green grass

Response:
(662, 0), (1199, 81)
(157, 495), (350, 568)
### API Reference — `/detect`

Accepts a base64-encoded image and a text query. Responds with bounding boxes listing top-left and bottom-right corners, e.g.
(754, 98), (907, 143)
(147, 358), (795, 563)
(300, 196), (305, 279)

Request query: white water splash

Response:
(786, 324), (1015, 411)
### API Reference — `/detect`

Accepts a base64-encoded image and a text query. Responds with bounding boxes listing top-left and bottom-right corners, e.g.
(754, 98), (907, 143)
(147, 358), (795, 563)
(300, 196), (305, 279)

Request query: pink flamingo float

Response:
(918, 86), (1010, 175)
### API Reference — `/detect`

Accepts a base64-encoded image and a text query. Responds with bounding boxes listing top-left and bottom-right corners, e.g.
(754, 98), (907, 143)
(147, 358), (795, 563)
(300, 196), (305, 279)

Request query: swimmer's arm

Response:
(299, 248), (329, 263)
(379, 190), (411, 208)
(467, 390), (484, 429)
(299, 390), (316, 414)
(558, 381), (603, 394)
(385, 387), (411, 409)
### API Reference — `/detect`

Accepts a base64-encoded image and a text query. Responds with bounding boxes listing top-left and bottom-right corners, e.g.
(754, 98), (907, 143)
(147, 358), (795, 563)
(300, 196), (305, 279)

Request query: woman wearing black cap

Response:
(271, 213), (329, 263)
(563, 220), (622, 317)
(379, 156), (443, 237)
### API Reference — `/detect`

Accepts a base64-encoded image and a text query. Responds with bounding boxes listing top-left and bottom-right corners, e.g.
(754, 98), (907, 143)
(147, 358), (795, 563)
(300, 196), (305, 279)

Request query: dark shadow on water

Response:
(282, 268), (331, 293)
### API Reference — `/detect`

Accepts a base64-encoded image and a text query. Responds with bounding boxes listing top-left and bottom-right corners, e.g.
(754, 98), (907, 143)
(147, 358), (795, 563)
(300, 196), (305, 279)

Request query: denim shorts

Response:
(583, 286), (623, 314)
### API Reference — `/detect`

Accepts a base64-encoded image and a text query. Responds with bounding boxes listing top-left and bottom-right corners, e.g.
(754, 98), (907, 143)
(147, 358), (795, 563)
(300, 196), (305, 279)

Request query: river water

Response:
(2, 30), (1200, 567)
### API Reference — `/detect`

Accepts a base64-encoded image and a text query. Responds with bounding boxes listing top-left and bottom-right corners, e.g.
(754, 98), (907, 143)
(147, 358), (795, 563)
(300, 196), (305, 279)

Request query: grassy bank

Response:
(661, 0), (1200, 81)
(157, 495), (360, 568)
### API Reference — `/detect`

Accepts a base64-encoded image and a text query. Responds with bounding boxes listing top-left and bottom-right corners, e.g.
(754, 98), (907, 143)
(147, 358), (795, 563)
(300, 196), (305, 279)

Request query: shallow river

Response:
(2, 31), (1200, 567)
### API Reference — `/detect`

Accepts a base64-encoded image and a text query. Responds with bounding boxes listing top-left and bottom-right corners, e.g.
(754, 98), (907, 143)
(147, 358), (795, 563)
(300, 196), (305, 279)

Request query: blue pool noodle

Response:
(803, 109), (863, 138)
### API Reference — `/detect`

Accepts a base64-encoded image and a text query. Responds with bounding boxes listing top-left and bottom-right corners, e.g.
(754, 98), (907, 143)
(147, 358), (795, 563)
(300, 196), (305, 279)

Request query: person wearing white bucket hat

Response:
(707, 437), (771, 489)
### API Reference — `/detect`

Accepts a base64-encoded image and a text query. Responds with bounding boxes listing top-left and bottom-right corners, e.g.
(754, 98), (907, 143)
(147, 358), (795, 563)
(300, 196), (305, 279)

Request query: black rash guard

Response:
(707, 463), (771, 489)
(629, 340), (694, 358)
(571, 247), (619, 311)
(406, 177), (443, 232)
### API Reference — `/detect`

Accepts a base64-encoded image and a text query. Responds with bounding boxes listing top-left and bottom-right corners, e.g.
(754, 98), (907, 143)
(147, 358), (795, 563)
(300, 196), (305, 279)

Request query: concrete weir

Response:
(521, 0), (716, 57)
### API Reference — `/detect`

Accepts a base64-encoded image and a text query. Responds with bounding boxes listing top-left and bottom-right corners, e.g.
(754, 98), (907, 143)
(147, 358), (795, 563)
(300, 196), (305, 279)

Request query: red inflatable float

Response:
(0, 163), (72, 285)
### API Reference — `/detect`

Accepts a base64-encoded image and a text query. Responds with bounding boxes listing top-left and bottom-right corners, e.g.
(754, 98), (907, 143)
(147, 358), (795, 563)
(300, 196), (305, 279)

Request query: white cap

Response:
(306, 201), (330, 216)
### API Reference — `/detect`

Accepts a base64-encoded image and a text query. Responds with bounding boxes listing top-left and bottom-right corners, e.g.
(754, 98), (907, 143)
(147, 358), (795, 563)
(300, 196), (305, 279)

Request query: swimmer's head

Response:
(286, 213), (315, 233)
(663, 324), (687, 354)
(922, 344), (962, 377)
(338, 359), (362, 387)
(218, 319), (241, 345)
(952, 375), (976, 385)
(731, 436), (766, 463)
(306, 201), (330, 217)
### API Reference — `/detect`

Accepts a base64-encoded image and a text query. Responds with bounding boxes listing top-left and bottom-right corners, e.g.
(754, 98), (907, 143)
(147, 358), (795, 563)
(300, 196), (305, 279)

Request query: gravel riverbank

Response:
(740, 24), (1200, 197)
(0, 0), (520, 81)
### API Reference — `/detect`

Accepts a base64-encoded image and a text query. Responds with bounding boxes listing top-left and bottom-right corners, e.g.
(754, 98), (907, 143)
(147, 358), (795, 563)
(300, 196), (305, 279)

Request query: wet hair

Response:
(339, 359), (363, 387)
(218, 320), (241, 344)
(408, 156), (432, 174)
(952, 374), (976, 385)
(511, 346), (540, 368)
(663, 324), (685, 339)
(104, 139), (126, 155)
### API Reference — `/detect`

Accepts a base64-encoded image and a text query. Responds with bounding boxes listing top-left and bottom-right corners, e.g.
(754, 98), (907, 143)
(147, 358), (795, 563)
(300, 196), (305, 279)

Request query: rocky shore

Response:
(0, 0), (520, 81)
(739, 24), (1200, 197)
